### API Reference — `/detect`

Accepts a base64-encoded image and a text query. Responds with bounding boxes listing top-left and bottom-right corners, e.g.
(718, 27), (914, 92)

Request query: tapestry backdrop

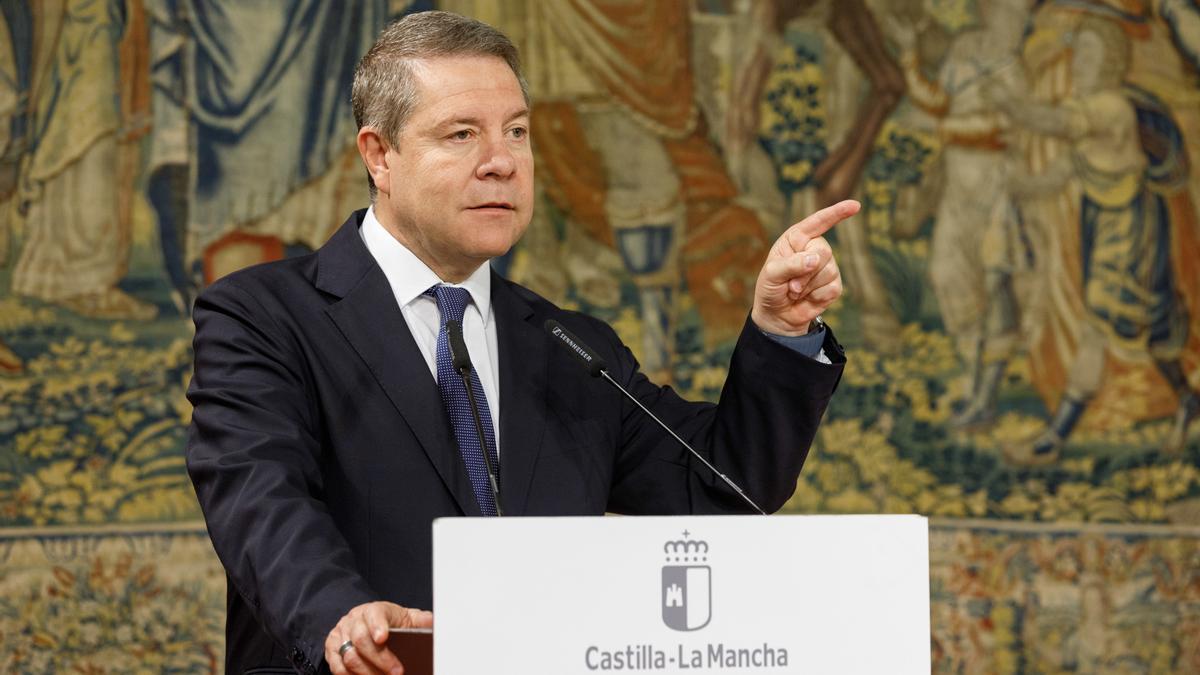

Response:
(1, 0), (1199, 672)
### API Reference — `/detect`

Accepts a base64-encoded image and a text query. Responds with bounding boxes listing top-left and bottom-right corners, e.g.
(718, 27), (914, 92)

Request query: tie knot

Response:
(426, 284), (472, 324)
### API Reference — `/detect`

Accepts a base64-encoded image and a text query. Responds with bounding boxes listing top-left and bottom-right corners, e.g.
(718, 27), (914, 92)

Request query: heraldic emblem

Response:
(661, 532), (711, 631)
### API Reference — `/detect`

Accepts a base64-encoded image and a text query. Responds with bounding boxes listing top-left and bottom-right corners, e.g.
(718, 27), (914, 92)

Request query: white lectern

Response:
(433, 515), (930, 674)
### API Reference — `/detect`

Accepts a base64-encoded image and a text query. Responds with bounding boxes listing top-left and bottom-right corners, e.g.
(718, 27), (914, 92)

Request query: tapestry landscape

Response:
(1, 0), (1198, 672)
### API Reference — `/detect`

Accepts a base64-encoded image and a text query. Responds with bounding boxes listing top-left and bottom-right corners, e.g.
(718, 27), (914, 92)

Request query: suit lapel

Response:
(492, 274), (549, 516)
(317, 213), (481, 516)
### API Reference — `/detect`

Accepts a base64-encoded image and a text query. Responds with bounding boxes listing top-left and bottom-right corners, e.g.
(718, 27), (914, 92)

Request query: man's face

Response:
(377, 55), (533, 280)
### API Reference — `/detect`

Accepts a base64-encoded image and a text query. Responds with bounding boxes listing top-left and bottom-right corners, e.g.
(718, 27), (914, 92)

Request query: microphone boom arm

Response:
(597, 370), (766, 515)
(446, 320), (503, 516)
(545, 319), (766, 515)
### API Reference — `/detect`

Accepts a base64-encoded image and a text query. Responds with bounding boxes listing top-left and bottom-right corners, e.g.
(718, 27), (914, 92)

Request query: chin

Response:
(458, 235), (516, 261)
(481, 239), (522, 260)
(482, 227), (527, 252)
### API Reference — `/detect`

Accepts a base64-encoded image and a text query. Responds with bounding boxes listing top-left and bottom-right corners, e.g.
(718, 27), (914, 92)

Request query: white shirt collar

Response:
(360, 206), (492, 325)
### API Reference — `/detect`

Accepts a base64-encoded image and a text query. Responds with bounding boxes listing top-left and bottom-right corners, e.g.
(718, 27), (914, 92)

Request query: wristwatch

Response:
(808, 315), (825, 334)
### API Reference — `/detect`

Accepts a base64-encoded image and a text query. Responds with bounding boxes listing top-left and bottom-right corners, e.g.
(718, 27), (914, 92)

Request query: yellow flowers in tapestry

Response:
(757, 39), (827, 195)
(0, 331), (195, 527)
(779, 297), (1200, 523)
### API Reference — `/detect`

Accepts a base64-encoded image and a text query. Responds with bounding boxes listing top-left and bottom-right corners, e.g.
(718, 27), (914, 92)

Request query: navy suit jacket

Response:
(186, 210), (846, 674)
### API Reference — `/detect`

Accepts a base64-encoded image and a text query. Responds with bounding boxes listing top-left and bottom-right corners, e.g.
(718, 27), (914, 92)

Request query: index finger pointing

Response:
(789, 199), (860, 244)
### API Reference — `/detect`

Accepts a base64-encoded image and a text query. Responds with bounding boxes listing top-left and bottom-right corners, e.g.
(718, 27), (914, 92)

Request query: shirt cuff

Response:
(762, 326), (830, 363)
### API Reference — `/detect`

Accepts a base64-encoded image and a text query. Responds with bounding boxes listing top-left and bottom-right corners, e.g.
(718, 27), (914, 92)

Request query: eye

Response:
(509, 126), (528, 140)
(450, 129), (473, 141)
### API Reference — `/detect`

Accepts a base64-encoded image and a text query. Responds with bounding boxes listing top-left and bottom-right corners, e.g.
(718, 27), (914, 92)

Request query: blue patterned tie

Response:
(426, 285), (499, 516)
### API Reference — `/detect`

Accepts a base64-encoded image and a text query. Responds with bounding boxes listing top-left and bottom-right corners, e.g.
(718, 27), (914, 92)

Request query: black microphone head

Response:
(445, 320), (472, 375)
(544, 319), (607, 377)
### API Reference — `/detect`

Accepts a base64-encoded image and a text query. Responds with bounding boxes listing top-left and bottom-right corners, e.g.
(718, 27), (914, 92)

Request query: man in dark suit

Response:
(186, 11), (855, 675)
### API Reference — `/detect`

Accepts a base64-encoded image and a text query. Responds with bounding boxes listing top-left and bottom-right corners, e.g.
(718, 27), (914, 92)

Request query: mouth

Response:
(468, 202), (515, 211)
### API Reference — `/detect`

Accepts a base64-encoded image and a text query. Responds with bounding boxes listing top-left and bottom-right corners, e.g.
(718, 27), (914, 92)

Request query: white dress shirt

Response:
(360, 207), (502, 455)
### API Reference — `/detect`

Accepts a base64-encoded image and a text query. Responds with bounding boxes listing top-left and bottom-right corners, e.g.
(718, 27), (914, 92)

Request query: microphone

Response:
(445, 320), (503, 516)
(546, 319), (607, 376)
(446, 318), (473, 376)
(543, 320), (766, 515)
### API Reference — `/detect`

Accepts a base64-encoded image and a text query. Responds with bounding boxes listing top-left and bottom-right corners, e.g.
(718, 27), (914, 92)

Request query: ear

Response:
(357, 127), (391, 197)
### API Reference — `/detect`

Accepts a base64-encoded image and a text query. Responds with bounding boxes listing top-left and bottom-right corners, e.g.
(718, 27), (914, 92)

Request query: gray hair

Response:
(352, 11), (529, 198)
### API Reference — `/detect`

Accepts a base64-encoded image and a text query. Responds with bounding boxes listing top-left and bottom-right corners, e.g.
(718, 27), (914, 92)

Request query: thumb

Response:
(408, 609), (434, 629)
(372, 604), (434, 644)
(386, 605), (434, 629)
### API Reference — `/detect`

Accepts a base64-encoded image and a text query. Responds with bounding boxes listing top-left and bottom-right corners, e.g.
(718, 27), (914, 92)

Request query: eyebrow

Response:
(434, 108), (530, 132)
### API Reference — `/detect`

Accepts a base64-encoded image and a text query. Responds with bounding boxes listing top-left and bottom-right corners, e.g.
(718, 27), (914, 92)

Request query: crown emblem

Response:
(663, 537), (709, 562)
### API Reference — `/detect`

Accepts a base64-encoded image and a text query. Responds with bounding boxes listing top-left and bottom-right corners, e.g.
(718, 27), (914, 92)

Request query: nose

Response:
(475, 134), (517, 179)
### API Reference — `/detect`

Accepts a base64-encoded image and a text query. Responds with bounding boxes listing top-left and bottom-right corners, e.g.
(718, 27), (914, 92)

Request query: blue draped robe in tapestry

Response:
(182, 0), (386, 248)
